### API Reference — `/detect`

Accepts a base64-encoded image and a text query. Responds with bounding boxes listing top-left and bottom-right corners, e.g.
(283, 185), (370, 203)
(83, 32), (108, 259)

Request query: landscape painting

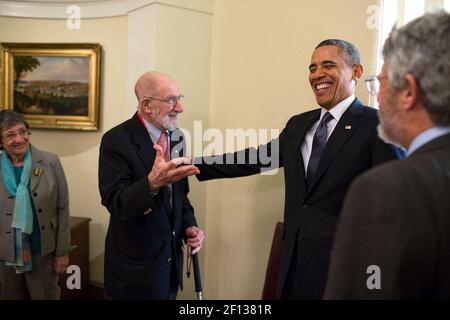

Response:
(1, 43), (101, 130)
(14, 56), (89, 116)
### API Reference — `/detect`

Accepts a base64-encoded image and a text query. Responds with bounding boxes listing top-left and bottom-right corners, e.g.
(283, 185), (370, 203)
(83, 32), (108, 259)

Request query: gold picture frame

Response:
(1, 43), (101, 131)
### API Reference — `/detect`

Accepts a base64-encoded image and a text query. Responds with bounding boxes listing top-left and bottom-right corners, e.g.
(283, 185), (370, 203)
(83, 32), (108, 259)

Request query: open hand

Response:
(148, 142), (200, 191)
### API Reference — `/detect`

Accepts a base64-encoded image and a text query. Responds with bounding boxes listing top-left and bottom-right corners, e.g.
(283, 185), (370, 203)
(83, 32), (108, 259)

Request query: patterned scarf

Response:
(1, 148), (33, 273)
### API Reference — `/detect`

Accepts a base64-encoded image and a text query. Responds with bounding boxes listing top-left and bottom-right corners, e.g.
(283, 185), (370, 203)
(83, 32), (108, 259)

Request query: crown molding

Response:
(0, 0), (214, 19)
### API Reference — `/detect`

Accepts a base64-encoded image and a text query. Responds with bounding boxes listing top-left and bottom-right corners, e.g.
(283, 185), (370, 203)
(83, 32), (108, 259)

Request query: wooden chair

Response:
(261, 222), (284, 300)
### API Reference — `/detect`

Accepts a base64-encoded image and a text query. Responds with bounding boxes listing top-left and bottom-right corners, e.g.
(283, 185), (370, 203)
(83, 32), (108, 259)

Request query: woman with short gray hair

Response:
(0, 110), (70, 299)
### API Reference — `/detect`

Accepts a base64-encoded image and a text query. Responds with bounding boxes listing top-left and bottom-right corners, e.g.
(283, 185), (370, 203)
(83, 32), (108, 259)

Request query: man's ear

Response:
(352, 64), (364, 82)
(141, 99), (151, 112)
(398, 73), (419, 110)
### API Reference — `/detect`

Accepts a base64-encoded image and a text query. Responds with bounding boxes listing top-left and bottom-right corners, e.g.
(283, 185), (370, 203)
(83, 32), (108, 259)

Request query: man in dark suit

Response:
(195, 39), (404, 299)
(325, 12), (450, 299)
(99, 71), (204, 299)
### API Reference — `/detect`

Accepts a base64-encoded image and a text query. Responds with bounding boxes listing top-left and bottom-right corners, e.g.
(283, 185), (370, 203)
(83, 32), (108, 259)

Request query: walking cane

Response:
(192, 253), (204, 300)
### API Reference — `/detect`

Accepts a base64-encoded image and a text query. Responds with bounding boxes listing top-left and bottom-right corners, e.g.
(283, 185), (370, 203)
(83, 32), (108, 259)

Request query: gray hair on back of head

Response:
(383, 11), (450, 125)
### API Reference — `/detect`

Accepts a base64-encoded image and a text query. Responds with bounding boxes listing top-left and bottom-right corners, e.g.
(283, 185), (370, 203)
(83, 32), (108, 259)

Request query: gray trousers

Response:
(0, 254), (60, 300)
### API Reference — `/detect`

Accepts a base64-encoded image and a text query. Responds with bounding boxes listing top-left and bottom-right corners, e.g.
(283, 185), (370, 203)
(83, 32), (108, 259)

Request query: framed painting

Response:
(0, 43), (101, 131)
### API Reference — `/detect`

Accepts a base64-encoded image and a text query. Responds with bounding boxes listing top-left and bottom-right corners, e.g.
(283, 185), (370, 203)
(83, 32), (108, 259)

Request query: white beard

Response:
(151, 106), (178, 131)
(161, 116), (177, 131)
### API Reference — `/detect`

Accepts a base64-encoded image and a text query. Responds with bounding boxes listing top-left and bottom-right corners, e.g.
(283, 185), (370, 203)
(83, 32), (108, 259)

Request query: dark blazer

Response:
(325, 133), (450, 299)
(98, 113), (197, 299)
(196, 98), (403, 299)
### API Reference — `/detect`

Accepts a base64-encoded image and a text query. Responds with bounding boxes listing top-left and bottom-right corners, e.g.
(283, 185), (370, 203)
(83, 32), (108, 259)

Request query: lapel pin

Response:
(345, 125), (352, 130)
(34, 168), (42, 176)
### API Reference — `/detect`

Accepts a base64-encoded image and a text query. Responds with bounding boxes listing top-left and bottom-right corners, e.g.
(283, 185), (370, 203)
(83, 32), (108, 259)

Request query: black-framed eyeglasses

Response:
(365, 75), (388, 96)
(146, 95), (184, 107)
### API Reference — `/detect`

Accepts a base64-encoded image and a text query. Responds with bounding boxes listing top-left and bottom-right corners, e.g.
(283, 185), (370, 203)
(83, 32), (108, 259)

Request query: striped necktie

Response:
(157, 130), (170, 161)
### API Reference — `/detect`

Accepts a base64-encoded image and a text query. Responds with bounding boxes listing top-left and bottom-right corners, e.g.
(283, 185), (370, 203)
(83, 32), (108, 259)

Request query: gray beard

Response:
(162, 118), (177, 131)
(377, 123), (404, 149)
(153, 109), (177, 131)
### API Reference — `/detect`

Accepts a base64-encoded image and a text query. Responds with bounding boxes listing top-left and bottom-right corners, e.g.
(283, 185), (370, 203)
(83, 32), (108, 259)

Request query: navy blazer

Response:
(99, 113), (197, 299)
(196, 98), (404, 299)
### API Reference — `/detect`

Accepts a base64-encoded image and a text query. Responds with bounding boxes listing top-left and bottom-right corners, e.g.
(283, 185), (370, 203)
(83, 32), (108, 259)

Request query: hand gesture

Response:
(148, 141), (200, 191)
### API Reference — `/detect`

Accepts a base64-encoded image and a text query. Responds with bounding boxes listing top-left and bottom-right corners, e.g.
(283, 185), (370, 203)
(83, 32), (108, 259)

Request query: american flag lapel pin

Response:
(345, 125), (352, 130)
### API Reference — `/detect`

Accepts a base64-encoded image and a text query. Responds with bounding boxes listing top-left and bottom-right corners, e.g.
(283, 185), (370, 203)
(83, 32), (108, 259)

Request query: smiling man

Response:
(99, 71), (204, 299)
(195, 39), (404, 299)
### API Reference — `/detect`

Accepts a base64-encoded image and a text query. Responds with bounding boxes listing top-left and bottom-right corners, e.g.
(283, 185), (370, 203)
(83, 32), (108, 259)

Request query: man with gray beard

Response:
(325, 12), (450, 299)
(99, 71), (204, 299)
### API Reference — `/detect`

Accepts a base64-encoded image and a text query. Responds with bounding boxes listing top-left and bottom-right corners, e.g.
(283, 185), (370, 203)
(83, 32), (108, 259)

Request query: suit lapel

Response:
(131, 114), (175, 222)
(131, 113), (155, 172)
(306, 99), (363, 194)
(30, 145), (45, 192)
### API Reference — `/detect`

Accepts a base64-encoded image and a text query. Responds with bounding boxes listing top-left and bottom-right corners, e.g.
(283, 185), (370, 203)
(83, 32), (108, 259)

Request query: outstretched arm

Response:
(195, 137), (282, 181)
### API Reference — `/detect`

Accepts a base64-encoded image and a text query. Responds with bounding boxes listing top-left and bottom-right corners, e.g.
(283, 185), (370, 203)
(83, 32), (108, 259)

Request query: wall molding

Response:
(0, 0), (214, 19)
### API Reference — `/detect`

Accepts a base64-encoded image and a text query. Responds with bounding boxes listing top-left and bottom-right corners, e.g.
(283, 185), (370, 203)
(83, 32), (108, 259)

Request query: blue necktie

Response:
(306, 112), (334, 188)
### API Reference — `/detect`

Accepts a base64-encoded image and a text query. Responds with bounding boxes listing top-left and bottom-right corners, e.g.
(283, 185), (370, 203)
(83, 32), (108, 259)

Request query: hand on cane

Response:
(186, 226), (205, 255)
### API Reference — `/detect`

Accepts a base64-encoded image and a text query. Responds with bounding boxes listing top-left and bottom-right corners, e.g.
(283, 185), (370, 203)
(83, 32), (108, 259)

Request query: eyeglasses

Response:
(365, 75), (388, 96)
(2, 128), (30, 143)
(146, 95), (184, 108)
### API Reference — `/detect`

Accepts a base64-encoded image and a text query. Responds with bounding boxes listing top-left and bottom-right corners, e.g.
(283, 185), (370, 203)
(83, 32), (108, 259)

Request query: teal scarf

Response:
(1, 148), (33, 273)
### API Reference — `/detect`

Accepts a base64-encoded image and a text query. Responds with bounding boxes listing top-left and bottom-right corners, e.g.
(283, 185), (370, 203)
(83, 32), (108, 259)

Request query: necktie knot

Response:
(320, 112), (334, 127)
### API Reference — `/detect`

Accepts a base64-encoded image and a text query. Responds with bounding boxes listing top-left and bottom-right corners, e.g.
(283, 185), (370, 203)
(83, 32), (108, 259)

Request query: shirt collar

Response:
(320, 94), (355, 121)
(407, 126), (450, 156)
(138, 112), (164, 144)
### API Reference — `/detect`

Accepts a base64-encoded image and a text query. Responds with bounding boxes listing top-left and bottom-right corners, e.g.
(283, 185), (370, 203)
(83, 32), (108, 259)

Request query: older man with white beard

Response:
(99, 71), (204, 299)
(325, 12), (450, 299)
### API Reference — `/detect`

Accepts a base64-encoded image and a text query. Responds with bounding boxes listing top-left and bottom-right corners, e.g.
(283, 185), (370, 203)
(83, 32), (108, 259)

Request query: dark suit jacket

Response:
(196, 98), (403, 299)
(325, 133), (450, 299)
(98, 113), (197, 299)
